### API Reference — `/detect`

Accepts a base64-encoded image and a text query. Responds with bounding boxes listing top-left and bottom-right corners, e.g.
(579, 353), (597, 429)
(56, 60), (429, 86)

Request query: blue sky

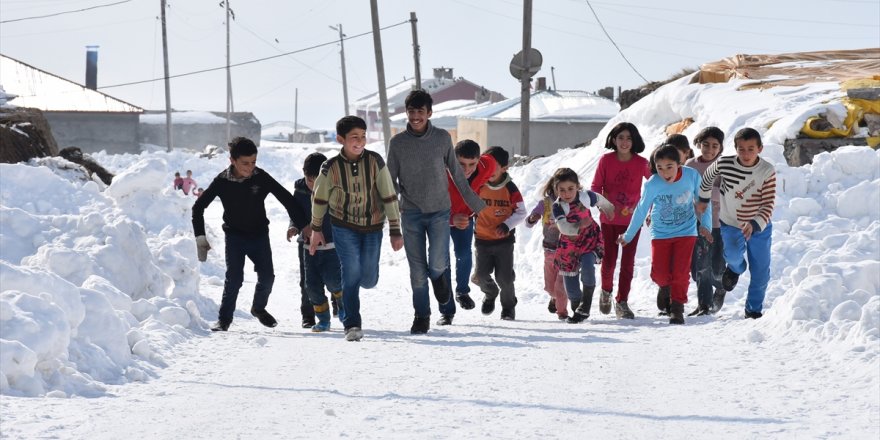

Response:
(1, 0), (877, 129)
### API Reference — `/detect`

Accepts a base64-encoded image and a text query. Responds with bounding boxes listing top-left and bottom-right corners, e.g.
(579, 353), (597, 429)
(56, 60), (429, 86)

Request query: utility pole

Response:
(225, 0), (232, 146)
(160, 0), (172, 152)
(369, 0), (391, 151)
(551, 66), (557, 90)
(520, 0), (533, 156)
(294, 88), (299, 138)
(410, 12), (421, 89)
(330, 24), (349, 115)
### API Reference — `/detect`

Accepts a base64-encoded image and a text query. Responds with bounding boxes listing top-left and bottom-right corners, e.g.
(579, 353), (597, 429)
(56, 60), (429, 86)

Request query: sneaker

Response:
(614, 301), (635, 319)
(744, 309), (763, 319)
(566, 311), (589, 324)
(547, 297), (557, 314)
(435, 314), (453, 326)
(456, 292), (476, 310)
(301, 317), (316, 329)
(599, 290), (612, 315)
(689, 304), (712, 317)
(500, 308), (515, 321)
(656, 286), (671, 314)
(312, 321), (331, 332)
(722, 267), (740, 291)
(410, 316), (430, 334)
(250, 308), (277, 328)
(669, 302), (685, 325)
(481, 297), (496, 315)
(211, 320), (231, 332)
(344, 327), (364, 341)
(712, 288), (726, 312)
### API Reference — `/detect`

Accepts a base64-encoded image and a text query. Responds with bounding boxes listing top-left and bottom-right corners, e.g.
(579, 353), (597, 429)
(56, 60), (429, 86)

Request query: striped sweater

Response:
(698, 155), (776, 231)
(311, 148), (401, 236)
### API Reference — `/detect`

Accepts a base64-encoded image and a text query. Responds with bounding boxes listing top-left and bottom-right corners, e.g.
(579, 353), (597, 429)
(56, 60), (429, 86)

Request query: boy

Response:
(289, 152), (343, 331)
(310, 116), (403, 341)
(696, 127), (776, 319)
(443, 140), (497, 321)
(181, 169), (198, 195)
(173, 172), (183, 191)
(474, 146), (526, 320)
(387, 90), (485, 334)
(192, 137), (306, 332)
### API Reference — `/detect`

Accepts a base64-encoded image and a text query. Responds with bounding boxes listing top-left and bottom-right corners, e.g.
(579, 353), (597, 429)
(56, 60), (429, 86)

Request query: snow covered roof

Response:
(352, 76), (491, 112)
(0, 54), (143, 113)
(461, 89), (619, 122)
(389, 99), (494, 129)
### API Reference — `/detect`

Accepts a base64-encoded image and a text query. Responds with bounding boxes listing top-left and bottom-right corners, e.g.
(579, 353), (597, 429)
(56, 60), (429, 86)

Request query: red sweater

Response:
(590, 152), (651, 226)
(447, 154), (497, 224)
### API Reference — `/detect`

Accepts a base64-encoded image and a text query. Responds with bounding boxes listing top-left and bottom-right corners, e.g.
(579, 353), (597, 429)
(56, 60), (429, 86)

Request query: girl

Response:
(590, 122), (652, 319)
(550, 168), (615, 324)
(525, 181), (568, 320)
(616, 145), (713, 324)
(685, 127), (727, 315)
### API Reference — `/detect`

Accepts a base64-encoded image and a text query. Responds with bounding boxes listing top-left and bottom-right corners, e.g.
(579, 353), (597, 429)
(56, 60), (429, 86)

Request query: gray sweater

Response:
(387, 121), (485, 214)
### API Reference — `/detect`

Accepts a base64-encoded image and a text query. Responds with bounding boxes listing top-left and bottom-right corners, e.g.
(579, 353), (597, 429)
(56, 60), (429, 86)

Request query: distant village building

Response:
(352, 67), (505, 140)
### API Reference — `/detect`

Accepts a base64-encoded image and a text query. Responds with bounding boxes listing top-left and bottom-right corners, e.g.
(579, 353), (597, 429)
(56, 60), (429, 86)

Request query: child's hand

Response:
(616, 234), (628, 246)
(741, 222), (754, 241)
(390, 235), (404, 251)
(527, 213), (541, 225)
(301, 225), (312, 243)
(495, 224), (510, 238)
(645, 214), (652, 227)
(286, 226), (298, 242)
(309, 230), (325, 255)
(595, 194), (615, 220)
(452, 213), (470, 229)
(699, 227), (713, 243)
(695, 201), (708, 216)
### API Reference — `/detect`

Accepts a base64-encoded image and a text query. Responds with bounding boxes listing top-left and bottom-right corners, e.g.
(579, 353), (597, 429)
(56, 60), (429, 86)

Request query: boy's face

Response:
(230, 154), (257, 178)
(490, 164), (507, 182)
(186, 171), (192, 177)
(699, 137), (722, 161)
(304, 175), (317, 191)
(735, 138), (762, 166)
(406, 106), (432, 134)
(655, 158), (679, 183)
(457, 156), (479, 177)
(337, 128), (367, 159)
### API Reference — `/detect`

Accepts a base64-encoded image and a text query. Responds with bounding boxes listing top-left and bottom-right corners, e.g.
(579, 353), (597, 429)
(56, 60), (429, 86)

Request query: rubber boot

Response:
(567, 286), (593, 324)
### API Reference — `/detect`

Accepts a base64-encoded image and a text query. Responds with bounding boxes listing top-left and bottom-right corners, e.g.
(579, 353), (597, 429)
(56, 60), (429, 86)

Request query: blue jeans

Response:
(721, 222), (772, 313)
(691, 228), (725, 307)
(333, 226), (382, 329)
(219, 232), (274, 323)
(303, 247), (343, 306)
(446, 218), (475, 295)
(401, 209), (451, 318)
(562, 252), (597, 303)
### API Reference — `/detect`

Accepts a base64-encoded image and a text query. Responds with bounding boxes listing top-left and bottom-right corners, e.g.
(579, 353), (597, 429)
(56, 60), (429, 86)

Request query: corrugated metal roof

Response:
(462, 89), (619, 122)
(0, 54), (143, 113)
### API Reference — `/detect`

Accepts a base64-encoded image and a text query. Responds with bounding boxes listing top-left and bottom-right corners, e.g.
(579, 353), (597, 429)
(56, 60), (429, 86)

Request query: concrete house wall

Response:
(45, 111), (140, 154)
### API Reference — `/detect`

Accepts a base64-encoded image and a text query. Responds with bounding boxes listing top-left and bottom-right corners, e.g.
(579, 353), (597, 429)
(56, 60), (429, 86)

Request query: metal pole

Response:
(294, 87), (298, 137)
(520, 0), (533, 157)
(410, 12), (421, 89)
(225, 0), (232, 145)
(369, 0), (392, 152)
(160, 0), (173, 152)
(551, 66), (557, 90)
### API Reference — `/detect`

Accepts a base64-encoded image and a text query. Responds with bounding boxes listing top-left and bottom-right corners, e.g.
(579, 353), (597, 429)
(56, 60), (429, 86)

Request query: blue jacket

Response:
(293, 178), (333, 245)
(623, 167), (711, 243)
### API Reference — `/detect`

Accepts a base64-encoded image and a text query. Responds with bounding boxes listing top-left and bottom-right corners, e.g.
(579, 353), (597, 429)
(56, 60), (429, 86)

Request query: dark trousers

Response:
(691, 227), (725, 307)
(474, 240), (517, 311)
(303, 246), (343, 307)
(218, 232), (274, 323)
(297, 242), (315, 321)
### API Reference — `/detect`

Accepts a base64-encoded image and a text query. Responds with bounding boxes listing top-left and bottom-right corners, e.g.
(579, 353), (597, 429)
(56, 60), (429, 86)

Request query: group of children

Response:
(172, 170), (201, 196)
(191, 89), (777, 341)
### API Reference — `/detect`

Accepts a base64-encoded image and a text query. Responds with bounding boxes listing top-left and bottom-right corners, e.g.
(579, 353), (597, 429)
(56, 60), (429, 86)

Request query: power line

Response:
(584, 0), (649, 83)
(99, 19), (410, 90)
(0, 0), (132, 24)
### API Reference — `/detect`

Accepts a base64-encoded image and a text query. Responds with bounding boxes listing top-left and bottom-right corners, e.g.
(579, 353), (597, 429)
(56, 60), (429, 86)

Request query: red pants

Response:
(600, 223), (641, 302)
(543, 250), (568, 318)
(650, 236), (697, 304)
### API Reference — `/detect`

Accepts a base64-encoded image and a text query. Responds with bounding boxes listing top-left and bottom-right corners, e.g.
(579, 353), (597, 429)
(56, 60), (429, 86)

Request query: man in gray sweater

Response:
(387, 90), (486, 334)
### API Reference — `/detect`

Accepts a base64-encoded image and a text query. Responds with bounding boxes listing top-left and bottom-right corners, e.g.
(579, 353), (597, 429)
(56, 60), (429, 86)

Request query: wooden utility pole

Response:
(160, 0), (172, 152)
(330, 24), (349, 115)
(410, 12), (421, 89)
(520, 0), (533, 157)
(369, 0), (391, 151)
(225, 0), (232, 146)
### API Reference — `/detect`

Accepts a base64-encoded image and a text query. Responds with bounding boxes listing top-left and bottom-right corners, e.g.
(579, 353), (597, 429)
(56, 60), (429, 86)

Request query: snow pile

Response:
(0, 156), (214, 397)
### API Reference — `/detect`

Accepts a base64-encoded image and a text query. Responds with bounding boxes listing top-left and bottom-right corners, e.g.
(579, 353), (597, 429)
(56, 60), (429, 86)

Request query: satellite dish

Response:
(509, 48), (543, 80)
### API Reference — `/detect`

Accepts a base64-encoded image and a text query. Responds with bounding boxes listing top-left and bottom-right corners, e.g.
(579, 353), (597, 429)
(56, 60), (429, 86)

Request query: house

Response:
(388, 99), (493, 144)
(352, 67), (505, 140)
(457, 81), (620, 157)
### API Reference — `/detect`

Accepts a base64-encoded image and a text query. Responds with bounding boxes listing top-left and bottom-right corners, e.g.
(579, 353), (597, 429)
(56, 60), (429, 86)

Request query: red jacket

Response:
(447, 153), (497, 224)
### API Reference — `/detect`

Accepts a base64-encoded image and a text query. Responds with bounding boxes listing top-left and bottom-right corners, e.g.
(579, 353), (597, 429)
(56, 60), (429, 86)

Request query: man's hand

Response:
(452, 213), (470, 230)
(741, 222), (754, 241)
(309, 230), (325, 255)
(695, 201), (708, 216)
(286, 226), (299, 242)
(390, 235), (404, 251)
(195, 235), (211, 262)
(699, 227), (713, 243)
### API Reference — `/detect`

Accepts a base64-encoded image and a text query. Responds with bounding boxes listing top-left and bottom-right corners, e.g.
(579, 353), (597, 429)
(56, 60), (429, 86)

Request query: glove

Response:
(196, 235), (211, 262)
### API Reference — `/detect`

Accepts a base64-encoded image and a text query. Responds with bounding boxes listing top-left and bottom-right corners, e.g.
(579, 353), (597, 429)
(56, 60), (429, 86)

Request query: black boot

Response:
(566, 287), (593, 324)
(669, 301), (685, 325)
(657, 285), (671, 315)
(547, 298), (557, 314)
(430, 275), (451, 305)
(410, 316), (430, 334)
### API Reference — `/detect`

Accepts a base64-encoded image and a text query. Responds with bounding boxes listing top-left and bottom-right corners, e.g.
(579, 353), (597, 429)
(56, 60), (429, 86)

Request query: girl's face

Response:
(613, 130), (633, 153)
(655, 158), (680, 183)
(698, 137), (722, 161)
(556, 180), (579, 203)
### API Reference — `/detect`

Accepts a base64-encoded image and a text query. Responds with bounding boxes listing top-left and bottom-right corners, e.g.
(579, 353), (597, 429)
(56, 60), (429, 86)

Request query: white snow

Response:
(1, 71), (878, 438)
(139, 111), (230, 125)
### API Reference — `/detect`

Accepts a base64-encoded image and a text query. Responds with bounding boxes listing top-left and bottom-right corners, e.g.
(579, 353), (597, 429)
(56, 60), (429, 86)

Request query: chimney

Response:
(433, 67), (453, 80)
(85, 45), (99, 90)
(536, 77), (547, 91)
